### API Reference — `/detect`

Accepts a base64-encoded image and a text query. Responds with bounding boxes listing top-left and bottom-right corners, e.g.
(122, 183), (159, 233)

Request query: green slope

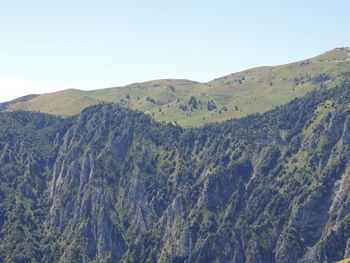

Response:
(4, 47), (350, 126)
(7, 79), (205, 118)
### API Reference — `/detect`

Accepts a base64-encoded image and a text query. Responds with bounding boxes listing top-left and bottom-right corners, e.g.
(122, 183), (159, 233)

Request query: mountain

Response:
(1, 80), (350, 262)
(2, 47), (350, 127)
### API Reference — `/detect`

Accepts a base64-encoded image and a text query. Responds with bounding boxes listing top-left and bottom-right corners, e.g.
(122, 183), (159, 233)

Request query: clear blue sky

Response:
(0, 0), (349, 102)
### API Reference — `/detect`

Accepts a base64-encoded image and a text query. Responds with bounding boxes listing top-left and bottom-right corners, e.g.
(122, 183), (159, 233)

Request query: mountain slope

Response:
(1, 83), (350, 262)
(3, 48), (350, 126)
(5, 79), (205, 121)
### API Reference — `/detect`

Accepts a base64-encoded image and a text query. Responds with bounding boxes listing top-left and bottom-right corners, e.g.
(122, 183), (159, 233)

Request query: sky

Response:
(0, 0), (349, 102)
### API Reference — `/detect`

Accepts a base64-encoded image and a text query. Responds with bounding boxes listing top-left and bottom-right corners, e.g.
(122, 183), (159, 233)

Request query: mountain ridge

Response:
(2, 47), (350, 126)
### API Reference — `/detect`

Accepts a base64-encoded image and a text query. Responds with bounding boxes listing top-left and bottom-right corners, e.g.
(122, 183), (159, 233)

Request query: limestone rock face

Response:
(2, 85), (350, 262)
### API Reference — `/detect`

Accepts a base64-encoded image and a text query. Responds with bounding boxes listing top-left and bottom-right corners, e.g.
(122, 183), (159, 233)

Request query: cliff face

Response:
(1, 85), (350, 262)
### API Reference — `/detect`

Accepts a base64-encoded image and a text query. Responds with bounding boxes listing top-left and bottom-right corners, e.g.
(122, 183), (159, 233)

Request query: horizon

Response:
(1, 0), (350, 102)
(1, 47), (346, 103)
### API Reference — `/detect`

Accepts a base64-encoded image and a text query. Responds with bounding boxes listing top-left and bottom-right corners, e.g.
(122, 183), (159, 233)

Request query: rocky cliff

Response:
(1, 84), (350, 262)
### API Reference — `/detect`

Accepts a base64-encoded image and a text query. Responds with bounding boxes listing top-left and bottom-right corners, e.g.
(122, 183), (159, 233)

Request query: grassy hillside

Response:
(338, 259), (350, 263)
(8, 79), (205, 118)
(4, 47), (350, 126)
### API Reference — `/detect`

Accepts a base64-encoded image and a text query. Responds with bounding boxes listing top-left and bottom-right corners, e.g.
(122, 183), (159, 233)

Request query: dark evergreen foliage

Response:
(0, 84), (350, 262)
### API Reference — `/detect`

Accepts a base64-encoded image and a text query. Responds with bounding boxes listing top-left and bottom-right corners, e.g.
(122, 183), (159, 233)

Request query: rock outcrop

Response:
(1, 85), (350, 262)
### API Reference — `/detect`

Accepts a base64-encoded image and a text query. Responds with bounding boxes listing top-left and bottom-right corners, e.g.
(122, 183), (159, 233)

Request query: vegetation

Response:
(2, 48), (350, 127)
(0, 80), (350, 261)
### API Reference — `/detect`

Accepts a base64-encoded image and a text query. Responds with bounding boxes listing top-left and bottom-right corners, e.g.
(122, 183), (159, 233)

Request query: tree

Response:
(188, 96), (198, 109)
(207, 100), (216, 111)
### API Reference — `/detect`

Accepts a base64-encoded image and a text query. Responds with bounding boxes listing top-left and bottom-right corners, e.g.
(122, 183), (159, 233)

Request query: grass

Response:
(9, 89), (101, 115)
(5, 48), (350, 127)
